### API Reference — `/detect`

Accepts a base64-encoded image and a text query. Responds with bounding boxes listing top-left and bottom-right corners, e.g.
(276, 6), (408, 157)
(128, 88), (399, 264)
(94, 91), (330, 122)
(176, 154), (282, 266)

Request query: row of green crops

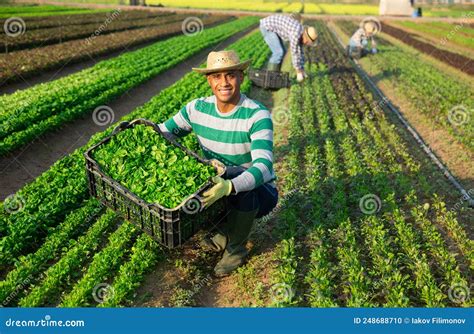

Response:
(17, 209), (120, 307)
(0, 199), (105, 305)
(0, 10), (160, 30)
(266, 21), (472, 307)
(0, 4), (109, 18)
(392, 21), (474, 51)
(0, 16), (256, 156)
(1, 30), (270, 307)
(0, 15), (227, 84)
(0, 13), (188, 52)
(335, 20), (473, 152)
(93, 123), (215, 208)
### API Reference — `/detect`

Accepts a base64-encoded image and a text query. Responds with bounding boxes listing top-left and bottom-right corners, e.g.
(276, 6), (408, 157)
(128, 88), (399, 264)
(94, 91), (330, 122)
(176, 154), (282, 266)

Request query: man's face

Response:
(303, 34), (317, 46)
(207, 70), (243, 103)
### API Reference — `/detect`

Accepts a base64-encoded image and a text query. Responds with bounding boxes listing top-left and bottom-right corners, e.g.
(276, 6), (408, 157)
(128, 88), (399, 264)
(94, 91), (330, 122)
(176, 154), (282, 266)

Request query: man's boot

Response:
(200, 233), (227, 252)
(267, 62), (281, 72)
(214, 208), (258, 277)
(200, 208), (229, 252)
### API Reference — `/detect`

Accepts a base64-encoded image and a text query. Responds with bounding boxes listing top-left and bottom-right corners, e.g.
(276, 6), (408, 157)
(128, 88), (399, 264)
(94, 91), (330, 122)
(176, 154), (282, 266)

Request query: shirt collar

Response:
(213, 93), (245, 117)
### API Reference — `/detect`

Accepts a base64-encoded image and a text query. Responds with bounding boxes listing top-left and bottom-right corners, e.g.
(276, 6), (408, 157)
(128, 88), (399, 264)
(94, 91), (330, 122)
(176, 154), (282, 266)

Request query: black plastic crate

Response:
(84, 119), (226, 249)
(248, 68), (290, 89)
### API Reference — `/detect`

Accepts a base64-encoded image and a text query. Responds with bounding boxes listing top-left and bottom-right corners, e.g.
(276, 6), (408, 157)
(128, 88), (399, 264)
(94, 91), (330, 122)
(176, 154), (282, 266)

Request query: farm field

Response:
(0, 1), (473, 312)
(0, 3), (110, 17)
(379, 22), (473, 75)
(391, 20), (474, 51)
(34, 0), (474, 17)
(0, 13), (231, 85)
(0, 12), (189, 52)
(332, 19), (473, 192)
(0, 16), (254, 155)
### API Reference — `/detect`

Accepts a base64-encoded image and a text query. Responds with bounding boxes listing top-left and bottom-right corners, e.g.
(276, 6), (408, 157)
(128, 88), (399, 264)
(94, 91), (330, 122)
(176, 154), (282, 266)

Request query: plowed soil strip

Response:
(382, 23), (473, 75)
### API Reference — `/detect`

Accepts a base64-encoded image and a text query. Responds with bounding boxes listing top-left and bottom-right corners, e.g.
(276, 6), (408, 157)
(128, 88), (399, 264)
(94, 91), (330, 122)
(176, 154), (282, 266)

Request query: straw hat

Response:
(192, 50), (251, 74)
(304, 25), (318, 46)
(359, 17), (381, 34)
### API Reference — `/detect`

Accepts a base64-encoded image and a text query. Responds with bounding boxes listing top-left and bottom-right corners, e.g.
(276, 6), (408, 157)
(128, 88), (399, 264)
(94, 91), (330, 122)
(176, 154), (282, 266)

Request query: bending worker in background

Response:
(159, 50), (278, 277)
(259, 14), (318, 82)
(347, 17), (380, 59)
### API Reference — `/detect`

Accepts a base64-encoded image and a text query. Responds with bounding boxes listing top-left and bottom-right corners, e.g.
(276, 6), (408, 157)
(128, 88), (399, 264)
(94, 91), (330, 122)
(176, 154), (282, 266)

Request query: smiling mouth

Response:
(218, 88), (232, 94)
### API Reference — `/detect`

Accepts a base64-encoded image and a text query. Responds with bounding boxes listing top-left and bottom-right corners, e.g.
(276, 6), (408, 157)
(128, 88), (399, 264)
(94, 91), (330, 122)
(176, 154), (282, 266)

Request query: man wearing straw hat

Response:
(347, 17), (381, 59)
(259, 14), (318, 82)
(158, 50), (278, 277)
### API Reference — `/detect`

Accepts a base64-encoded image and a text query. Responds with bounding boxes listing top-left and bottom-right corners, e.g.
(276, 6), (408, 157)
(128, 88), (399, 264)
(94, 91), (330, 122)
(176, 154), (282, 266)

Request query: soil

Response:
(381, 22), (474, 75)
(0, 26), (256, 201)
(131, 234), (216, 307)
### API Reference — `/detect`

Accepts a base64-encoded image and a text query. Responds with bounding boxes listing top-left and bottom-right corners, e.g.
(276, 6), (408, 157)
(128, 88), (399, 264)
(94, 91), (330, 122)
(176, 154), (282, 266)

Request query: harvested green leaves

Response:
(93, 124), (215, 209)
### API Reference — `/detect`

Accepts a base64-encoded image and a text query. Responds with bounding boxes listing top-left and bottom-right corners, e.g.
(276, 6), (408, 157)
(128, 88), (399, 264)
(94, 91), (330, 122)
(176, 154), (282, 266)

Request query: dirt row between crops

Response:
(0, 26), (256, 201)
(381, 22), (474, 75)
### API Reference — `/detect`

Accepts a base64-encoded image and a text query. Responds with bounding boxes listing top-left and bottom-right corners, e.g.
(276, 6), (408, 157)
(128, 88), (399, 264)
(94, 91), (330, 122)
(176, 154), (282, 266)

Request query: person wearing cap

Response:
(347, 18), (380, 59)
(259, 14), (318, 82)
(158, 50), (278, 277)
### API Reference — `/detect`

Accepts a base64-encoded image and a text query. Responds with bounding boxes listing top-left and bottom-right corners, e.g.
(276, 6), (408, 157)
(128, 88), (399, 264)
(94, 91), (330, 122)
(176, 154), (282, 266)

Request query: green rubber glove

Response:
(202, 176), (233, 207)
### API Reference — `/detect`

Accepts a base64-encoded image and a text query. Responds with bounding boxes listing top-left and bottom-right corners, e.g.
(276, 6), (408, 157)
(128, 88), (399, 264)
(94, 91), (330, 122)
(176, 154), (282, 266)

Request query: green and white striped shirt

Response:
(159, 94), (275, 194)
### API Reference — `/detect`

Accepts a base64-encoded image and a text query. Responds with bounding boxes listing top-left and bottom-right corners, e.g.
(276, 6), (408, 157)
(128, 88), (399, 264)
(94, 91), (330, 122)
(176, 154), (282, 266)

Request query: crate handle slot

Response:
(112, 121), (130, 135)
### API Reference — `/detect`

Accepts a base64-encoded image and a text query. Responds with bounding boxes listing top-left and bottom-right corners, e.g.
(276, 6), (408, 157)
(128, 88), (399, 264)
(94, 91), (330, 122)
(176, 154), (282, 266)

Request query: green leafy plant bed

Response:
(92, 121), (215, 209)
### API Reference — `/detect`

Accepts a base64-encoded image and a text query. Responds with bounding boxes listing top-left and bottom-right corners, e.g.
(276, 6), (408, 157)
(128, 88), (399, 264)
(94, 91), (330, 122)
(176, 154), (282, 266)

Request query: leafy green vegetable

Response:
(93, 124), (215, 209)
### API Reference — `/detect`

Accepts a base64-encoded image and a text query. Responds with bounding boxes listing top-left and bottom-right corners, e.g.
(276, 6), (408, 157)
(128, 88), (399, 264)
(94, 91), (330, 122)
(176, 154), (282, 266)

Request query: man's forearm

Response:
(158, 123), (178, 141)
